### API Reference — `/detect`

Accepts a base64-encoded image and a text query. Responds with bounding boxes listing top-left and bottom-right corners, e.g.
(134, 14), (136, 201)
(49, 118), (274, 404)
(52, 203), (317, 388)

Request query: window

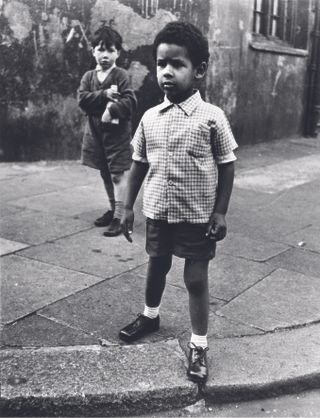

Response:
(253, 0), (310, 50)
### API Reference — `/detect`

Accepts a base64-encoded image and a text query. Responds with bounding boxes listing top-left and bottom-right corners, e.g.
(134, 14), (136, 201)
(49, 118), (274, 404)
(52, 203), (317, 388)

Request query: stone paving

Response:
(1, 136), (320, 416)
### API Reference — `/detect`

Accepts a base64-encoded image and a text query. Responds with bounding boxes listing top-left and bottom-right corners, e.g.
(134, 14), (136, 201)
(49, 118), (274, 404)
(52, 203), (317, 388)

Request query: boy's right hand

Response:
(104, 88), (121, 101)
(120, 208), (134, 243)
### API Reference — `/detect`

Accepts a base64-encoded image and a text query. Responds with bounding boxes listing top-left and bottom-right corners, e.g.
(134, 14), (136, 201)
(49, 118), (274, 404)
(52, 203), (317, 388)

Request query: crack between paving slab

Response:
(282, 223), (314, 236)
(294, 246), (320, 256)
(213, 312), (266, 333)
(16, 252), (149, 283)
(167, 282), (186, 291)
(45, 224), (95, 241)
(16, 252), (147, 282)
(209, 263), (320, 335)
(216, 267), (278, 307)
(6, 180), (99, 203)
(212, 314), (320, 339)
(3, 258), (150, 327)
(15, 252), (106, 279)
(209, 296), (228, 304)
(37, 313), (105, 342)
(220, 246), (291, 263)
(2, 224), (96, 256)
(265, 245), (320, 262)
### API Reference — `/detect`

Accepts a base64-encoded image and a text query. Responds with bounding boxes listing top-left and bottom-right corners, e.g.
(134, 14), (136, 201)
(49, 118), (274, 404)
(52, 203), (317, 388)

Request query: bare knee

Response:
(148, 255), (172, 278)
(111, 172), (123, 184)
(184, 259), (208, 295)
(185, 278), (207, 296)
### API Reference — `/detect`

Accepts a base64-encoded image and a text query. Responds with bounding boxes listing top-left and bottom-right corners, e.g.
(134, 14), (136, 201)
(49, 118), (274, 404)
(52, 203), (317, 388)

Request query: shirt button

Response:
(168, 180), (173, 186)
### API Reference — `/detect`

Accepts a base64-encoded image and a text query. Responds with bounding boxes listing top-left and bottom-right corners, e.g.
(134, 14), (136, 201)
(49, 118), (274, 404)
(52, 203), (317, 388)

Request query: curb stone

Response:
(1, 325), (320, 416)
(0, 340), (198, 417)
(203, 323), (320, 402)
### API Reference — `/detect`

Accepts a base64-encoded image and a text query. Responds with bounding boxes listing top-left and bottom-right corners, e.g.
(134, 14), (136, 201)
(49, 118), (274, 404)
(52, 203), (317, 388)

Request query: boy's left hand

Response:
(206, 212), (227, 241)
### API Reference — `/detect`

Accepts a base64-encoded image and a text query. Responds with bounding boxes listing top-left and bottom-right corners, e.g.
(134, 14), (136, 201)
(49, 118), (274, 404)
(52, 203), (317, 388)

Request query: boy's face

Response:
(92, 41), (119, 70)
(156, 43), (207, 103)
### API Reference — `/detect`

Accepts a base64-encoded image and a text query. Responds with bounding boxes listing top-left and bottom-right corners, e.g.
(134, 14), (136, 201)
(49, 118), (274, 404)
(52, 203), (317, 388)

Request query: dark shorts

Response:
(146, 218), (216, 260)
(81, 118), (132, 174)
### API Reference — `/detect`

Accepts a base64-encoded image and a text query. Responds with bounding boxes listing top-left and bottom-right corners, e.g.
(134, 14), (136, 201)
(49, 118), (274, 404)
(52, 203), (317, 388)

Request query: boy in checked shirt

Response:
(119, 22), (238, 383)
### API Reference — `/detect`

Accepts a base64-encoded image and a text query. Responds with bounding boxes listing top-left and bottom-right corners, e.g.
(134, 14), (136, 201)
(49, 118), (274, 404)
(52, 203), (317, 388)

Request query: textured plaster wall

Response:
(206, 0), (309, 144)
(0, 0), (310, 161)
(0, 0), (209, 161)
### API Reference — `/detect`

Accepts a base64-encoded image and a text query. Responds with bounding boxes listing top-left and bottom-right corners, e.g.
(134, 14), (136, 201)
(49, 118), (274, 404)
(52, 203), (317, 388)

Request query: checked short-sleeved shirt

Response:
(132, 91), (238, 224)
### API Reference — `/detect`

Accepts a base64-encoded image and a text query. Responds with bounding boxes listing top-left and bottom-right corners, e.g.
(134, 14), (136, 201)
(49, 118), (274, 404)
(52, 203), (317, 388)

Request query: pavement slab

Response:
(208, 255), (274, 301)
(204, 323), (320, 402)
(1, 255), (104, 324)
(0, 209), (91, 245)
(0, 237), (30, 256)
(39, 267), (259, 345)
(268, 247), (320, 278)
(20, 163), (99, 189)
(19, 228), (148, 278)
(0, 161), (97, 185)
(135, 255), (274, 302)
(1, 176), (60, 204)
(230, 178), (320, 243)
(282, 225), (320, 253)
(39, 271), (199, 344)
(234, 154), (320, 193)
(11, 184), (110, 217)
(217, 268), (320, 331)
(219, 232), (289, 262)
(1, 314), (96, 348)
(227, 204), (313, 243)
(1, 138), (320, 414)
(207, 312), (263, 338)
(235, 137), (320, 172)
(179, 313), (262, 346)
(252, 180), (320, 231)
(38, 272), (147, 343)
(0, 204), (25, 218)
(0, 340), (198, 417)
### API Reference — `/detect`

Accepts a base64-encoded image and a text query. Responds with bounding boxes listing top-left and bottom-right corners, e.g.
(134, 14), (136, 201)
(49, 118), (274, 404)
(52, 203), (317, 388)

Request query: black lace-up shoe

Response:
(119, 314), (160, 343)
(187, 343), (209, 383)
(103, 218), (121, 237)
(94, 210), (114, 227)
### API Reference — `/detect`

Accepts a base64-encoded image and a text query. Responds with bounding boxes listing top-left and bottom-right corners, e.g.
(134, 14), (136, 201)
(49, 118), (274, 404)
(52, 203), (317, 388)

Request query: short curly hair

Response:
(153, 21), (209, 67)
(91, 26), (122, 51)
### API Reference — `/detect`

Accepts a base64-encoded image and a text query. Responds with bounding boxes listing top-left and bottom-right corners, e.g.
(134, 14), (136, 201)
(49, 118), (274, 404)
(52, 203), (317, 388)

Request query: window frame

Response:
(251, 0), (310, 56)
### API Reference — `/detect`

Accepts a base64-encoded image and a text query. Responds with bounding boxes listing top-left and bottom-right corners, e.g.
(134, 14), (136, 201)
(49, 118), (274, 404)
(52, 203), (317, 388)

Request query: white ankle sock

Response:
(114, 201), (124, 219)
(190, 333), (208, 349)
(143, 304), (160, 319)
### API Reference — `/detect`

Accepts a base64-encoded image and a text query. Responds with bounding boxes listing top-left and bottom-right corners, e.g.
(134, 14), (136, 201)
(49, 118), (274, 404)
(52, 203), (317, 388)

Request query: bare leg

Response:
(145, 255), (172, 307)
(118, 254), (172, 343)
(100, 168), (115, 210)
(103, 170), (130, 235)
(111, 170), (130, 217)
(184, 259), (209, 335)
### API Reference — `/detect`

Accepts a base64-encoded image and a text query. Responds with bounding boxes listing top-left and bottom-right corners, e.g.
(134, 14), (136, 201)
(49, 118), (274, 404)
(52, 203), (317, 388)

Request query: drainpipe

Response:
(306, 0), (320, 136)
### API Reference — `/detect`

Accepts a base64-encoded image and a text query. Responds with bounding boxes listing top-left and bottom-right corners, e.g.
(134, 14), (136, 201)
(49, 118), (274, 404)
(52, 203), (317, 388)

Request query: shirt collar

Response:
(96, 63), (116, 74)
(158, 90), (202, 116)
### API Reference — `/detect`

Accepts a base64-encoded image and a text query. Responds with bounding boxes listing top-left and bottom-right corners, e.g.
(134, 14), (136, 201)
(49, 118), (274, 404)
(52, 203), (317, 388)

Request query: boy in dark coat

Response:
(78, 26), (137, 236)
